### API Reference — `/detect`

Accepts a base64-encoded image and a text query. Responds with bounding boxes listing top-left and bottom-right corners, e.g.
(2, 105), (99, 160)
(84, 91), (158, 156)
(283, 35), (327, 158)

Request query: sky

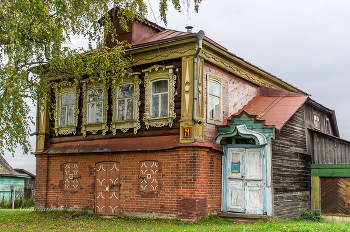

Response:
(3, 0), (350, 174)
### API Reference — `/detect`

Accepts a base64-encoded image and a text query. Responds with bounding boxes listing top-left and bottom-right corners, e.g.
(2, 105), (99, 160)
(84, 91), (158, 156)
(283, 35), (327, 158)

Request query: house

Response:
(34, 13), (350, 220)
(0, 155), (29, 201)
(14, 169), (36, 199)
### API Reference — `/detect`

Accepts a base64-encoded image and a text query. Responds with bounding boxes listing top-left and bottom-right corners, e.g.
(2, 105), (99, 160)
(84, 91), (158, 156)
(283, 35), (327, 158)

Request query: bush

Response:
(0, 197), (35, 209)
(301, 209), (323, 221)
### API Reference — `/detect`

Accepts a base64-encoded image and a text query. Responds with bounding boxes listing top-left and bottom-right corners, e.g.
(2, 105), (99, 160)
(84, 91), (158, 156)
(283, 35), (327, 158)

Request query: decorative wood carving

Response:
(53, 81), (80, 136)
(110, 73), (141, 135)
(82, 81), (109, 137)
(185, 61), (190, 115)
(142, 65), (176, 129)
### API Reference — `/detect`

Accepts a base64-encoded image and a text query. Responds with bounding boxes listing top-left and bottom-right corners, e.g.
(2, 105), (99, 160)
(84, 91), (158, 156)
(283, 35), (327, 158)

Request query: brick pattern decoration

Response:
(139, 161), (160, 192)
(35, 147), (222, 220)
(63, 163), (79, 191)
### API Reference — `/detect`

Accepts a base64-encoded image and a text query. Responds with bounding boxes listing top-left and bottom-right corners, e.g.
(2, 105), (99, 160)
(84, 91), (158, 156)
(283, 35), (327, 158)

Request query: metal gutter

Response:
(193, 30), (205, 124)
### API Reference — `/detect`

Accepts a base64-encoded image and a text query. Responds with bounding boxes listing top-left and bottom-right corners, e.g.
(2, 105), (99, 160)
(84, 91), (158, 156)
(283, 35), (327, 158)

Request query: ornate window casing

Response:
(54, 81), (80, 136)
(82, 81), (109, 137)
(142, 65), (176, 129)
(63, 162), (79, 191)
(110, 73), (141, 135)
(207, 76), (222, 124)
(139, 161), (160, 192)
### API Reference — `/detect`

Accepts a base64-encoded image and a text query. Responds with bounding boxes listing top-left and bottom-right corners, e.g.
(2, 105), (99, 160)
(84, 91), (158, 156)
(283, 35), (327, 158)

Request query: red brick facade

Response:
(35, 147), (222, 220)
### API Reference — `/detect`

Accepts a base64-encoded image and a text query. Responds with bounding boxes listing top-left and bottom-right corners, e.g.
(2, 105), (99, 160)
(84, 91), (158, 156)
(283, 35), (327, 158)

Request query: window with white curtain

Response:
(87, 88), (104, 124)
(117, 84), (134, 121)
(151, 79), (169, 118)
(207, 77), (222, 123)
(59, 92), (75, 127)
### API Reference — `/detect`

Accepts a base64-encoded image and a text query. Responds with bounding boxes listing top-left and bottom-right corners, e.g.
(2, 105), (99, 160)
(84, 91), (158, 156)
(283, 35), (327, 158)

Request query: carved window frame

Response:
(142, 65), (176, 129)
(82, 81), (109, 137)
(110, 73), (141, 135)
(207, 75), (223, 124)
(54, 81), (80, 136)
(63, 162), (79, 191)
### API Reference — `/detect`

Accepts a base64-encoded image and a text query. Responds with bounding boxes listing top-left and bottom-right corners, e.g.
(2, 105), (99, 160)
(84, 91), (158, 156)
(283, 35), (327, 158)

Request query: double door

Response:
(226, 148), (263, 214)
(95, 162), (120, 215)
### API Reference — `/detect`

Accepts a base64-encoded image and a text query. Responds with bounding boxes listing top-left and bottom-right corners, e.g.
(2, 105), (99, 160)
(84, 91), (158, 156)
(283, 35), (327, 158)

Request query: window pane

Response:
(60, 107), (66, 126)
(160, 93), (168, 117)
(67, 106), (74, 126)
(209, 81), (220, 97)
(214, 97), (220, 120)
(118, 84), (134, 98)
(126, 99), (133, 120)
(95, 102), (103, 123)
(152, 80), (168, 94)
(118, 100), (125, 121)
(88, 89), (103, 102)
(88, 103), (95, 124)
(152, 95), (159, 118)
(209, 96), (214, 119)
(66, 93), (74, 105)
(61, 95), (68, 106)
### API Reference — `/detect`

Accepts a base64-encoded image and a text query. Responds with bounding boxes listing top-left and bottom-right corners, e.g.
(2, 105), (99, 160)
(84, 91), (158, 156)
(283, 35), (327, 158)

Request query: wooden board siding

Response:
(309, 130), (350, 165)
(48, 59), (182, 147)
(321, 177), (350, 215)
(272, 105), (311, 218)
(304, 103), (334, 136)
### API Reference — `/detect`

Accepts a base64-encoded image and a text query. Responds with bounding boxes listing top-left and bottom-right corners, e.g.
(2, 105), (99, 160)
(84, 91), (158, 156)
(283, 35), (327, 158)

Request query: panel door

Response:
(227, 148), (263, 214)
(95, 162), (120, 215)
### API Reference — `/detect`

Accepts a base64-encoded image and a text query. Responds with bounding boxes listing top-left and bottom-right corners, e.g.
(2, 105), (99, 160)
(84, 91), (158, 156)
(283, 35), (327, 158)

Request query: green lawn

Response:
(0, 209), (350, 231)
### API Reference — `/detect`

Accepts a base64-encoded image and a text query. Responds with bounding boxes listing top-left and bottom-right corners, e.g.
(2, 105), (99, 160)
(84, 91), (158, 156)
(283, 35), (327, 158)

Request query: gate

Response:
(95, 162), (120, 215)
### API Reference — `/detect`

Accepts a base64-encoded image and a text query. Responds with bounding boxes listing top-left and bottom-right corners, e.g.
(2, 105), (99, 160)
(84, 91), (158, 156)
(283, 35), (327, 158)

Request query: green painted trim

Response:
(311, 164), (350, 169)
(311, 168), (350, 177)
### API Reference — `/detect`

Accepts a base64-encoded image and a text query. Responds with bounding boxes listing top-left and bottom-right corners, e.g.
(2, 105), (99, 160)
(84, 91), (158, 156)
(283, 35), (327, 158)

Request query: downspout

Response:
(193, 30), (205, 124)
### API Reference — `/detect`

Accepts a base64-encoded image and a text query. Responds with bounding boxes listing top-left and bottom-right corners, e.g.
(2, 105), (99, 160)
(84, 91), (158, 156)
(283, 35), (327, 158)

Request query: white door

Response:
(227, 148), (263, 214)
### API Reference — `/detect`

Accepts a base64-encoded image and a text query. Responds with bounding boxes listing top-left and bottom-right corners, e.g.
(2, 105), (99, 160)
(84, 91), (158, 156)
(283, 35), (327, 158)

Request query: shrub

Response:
(301, 209), (323, 221)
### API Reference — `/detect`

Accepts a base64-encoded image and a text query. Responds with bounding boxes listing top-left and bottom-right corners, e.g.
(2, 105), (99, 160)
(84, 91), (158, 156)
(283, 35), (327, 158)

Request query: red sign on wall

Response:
(183, 127), (192, 138)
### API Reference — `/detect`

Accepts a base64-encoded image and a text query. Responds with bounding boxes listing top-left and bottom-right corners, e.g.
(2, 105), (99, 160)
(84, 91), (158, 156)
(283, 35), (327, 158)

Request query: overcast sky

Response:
(3, 0), (350, 174)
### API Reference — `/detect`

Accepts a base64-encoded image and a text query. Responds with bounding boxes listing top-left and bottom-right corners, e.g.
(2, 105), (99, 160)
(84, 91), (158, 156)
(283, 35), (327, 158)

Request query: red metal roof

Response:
(237, 96), (308, 131)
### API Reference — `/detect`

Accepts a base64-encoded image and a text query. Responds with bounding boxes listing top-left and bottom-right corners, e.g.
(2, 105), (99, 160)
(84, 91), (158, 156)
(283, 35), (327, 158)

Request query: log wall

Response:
(272, 105), (311, 218)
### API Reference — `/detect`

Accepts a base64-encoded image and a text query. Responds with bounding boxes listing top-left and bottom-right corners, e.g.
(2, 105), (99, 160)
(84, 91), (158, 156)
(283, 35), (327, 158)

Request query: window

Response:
(151, 79), (169, 118)
(111, 74), (141, 134)
(54, 81), (80, 136)
(314, 114), (321, 130)
(207, 76), (222, 123)
(60, 93), (75, 127)
(82, 81), (108, 137)
(325, 118), (331, 134)
(63, 163), (79, 191)
(142, 65), (176, 129)
(87, 88), (103, 124)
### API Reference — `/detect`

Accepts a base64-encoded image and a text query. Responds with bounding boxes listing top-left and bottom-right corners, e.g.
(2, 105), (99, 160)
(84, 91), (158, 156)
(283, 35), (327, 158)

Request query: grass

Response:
(1, 209), (350, 231)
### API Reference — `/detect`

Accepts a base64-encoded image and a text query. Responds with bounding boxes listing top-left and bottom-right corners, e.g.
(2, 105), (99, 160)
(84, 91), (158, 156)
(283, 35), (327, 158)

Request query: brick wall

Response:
(35, 147), (222, 220)
(203, 62), (258, 143)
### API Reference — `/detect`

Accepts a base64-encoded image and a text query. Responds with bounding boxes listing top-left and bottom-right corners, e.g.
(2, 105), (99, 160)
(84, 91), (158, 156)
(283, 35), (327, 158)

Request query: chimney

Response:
(185, 26), (193, 33)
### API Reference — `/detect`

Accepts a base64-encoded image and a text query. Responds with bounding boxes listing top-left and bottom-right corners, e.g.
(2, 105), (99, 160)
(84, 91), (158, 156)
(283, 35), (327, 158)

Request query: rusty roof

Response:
(235, 95), (308, 131)
(0, 155), (29, 177)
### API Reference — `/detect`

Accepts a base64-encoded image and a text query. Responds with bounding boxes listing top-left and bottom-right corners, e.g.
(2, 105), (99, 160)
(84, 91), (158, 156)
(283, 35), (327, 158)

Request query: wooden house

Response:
(0, 155), (29, 201)
(34, 15), (350, 220)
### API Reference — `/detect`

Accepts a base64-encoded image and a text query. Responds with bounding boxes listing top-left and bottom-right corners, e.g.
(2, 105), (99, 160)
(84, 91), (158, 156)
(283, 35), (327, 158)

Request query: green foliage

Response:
(0, 198), (35, 209)
(0, 0), (202, 156)
(1, 210), (350, 231)
(301, 209), (324, 222)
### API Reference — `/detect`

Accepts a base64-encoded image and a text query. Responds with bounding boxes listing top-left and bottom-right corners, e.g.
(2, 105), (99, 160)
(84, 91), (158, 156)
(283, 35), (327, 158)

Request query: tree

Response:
(0, 0), (203, 155)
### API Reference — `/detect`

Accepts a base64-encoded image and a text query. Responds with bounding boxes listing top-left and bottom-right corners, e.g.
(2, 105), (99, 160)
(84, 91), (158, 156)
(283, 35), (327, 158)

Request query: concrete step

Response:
(218, 212), (271, 221)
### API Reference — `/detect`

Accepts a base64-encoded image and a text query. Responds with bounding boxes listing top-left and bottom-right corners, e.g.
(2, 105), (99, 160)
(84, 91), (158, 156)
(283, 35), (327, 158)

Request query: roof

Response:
(0, 156), (29, 178)
(127, 21), (307, 95)
(14, 169), (36, 178)
(238, 95), (308, 131)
